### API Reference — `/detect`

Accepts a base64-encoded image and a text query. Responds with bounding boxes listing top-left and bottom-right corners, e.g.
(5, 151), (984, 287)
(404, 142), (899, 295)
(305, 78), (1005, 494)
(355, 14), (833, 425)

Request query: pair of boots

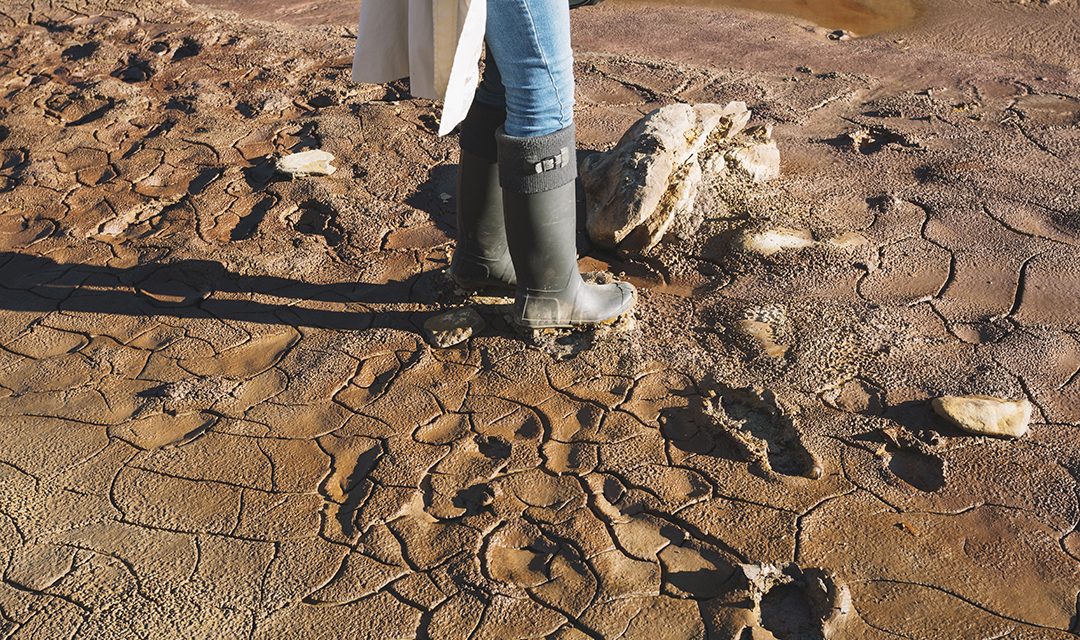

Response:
(448, 102), (635, 329)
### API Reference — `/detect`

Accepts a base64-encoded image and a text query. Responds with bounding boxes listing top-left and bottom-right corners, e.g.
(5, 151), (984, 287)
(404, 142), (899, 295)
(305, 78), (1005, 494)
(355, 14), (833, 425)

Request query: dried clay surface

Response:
(1, 0), (1079, 638)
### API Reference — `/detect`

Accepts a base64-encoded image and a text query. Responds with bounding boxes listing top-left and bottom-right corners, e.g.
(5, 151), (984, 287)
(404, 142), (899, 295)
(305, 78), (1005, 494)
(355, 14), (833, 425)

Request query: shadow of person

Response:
(0, 252), (440, 332)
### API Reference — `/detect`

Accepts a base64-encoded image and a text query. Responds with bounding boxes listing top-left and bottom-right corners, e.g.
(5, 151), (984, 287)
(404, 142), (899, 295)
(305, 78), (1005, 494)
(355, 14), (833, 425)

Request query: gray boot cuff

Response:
(496, 124), (578, 194)
(459, 101), (507, 161)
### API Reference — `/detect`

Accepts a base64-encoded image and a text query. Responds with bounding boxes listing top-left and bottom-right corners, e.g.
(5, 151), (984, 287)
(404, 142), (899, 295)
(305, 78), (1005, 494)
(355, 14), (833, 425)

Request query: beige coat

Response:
(352, 0), (486, 136)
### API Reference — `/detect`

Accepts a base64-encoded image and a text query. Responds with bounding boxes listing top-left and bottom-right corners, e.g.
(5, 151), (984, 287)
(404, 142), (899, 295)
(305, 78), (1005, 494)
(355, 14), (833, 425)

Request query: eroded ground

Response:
(0, 0), (1079, 637)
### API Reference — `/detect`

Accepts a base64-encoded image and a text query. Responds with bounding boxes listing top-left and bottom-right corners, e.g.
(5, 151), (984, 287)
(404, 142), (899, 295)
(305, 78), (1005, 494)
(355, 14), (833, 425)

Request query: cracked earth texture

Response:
(1, 0), (1079, 637)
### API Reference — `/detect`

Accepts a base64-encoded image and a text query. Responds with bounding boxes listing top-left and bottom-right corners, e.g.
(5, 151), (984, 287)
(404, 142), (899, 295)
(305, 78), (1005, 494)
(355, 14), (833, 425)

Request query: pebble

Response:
(739, 228), (816, 256)
(931, 395), (1033, 438)
(276, 149), (337, 177)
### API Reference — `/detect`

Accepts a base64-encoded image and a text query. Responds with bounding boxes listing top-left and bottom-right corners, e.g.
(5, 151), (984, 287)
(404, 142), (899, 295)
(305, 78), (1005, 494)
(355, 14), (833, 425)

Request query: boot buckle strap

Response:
(531, 147), (571, 175)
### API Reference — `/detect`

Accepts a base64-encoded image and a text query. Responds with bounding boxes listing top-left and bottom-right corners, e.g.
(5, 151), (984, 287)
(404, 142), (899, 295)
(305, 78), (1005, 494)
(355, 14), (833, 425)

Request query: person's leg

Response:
(448, 49), (516, 291)
(485, 0), (634, 328)
(484, 0), (574, 138)
(474, 48), (506, 112)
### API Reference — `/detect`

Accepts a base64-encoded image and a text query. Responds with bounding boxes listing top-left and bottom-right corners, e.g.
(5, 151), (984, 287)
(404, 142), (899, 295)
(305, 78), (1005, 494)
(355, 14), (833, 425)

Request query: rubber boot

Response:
(448, 102), (517, 292)
(497, 124), (635, 329)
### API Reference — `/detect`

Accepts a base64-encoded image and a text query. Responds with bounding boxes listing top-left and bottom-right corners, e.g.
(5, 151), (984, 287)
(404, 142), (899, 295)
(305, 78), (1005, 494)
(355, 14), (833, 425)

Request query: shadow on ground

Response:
(0, 252), (428, 331)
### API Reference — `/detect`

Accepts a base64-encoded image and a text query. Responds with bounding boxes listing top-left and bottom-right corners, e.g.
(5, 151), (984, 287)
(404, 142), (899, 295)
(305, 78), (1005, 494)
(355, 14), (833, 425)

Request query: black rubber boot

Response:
(448, 101), (517, 292)
(497, 124), (635, 329)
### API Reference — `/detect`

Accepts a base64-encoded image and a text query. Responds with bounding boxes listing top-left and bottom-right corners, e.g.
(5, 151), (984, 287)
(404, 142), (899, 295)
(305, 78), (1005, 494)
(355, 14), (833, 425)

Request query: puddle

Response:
(196, 0), (919, 36)
(616, 0), (920, 36)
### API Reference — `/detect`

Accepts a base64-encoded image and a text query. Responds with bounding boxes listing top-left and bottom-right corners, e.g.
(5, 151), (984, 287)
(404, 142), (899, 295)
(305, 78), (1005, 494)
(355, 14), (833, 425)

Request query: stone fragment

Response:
(581, 102), (777, 253)
(839, 126), (921, 154)
(423, 307), (485, 348)
(276, 149), (337, 177)
(931, 395), (1032, 438)
(739, 228), (816, 256)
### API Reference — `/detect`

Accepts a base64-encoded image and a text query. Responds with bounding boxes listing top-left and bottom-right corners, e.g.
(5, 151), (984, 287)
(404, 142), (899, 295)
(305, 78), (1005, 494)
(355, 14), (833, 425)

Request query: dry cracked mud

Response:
(0, 0), (1078, 637)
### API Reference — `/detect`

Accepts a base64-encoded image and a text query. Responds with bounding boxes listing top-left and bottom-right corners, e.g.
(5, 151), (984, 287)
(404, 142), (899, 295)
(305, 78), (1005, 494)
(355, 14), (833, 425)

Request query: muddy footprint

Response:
(231, 195), (277, 240)
(878, 426), (946, 493)
(701, 385), (822, 480)
(290, 199), (344, 246)
(754, 565), (851, 640)
(710, 563), (851, 640)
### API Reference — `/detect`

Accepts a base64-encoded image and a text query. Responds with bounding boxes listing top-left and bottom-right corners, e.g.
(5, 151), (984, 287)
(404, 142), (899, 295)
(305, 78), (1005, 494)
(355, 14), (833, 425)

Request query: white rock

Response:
(581, 101), (772, 253)
(739, 228), (816, 256)
(727, 140), (781, 182)
(276, 150), (337, 177)
(931, 395), (1032, 438)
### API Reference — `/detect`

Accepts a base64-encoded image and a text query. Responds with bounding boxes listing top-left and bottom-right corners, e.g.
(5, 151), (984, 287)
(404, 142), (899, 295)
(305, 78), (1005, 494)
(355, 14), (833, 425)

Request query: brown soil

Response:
(1, 0), (1078, 638)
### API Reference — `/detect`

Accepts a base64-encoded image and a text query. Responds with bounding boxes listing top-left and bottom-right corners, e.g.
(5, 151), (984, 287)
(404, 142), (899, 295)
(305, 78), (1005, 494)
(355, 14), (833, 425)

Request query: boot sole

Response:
(515, 284), (637, 330)
(515, 305), (635, 331)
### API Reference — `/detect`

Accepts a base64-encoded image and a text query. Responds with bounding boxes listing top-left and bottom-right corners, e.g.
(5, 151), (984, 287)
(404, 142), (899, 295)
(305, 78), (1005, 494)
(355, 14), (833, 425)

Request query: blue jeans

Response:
(474, 0), (576, 138)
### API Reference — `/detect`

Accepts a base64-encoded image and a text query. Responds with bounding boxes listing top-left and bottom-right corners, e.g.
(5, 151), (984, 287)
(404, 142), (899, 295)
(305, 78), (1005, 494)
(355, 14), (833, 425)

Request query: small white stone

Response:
(276, 150), (337, 177)
(931, 395), (1033, 438)
(740, 228), (816, 256)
